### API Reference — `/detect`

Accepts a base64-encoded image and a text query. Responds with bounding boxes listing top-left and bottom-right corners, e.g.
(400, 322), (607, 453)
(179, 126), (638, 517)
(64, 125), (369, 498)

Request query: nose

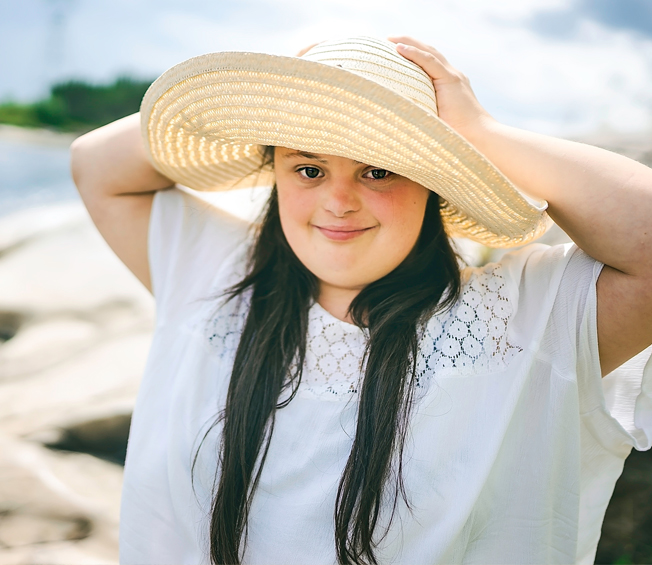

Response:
(322, 180), (361, 217)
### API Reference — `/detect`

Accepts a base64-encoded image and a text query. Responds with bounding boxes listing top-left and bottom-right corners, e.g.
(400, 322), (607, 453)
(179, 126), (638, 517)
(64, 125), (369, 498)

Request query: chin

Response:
(313, 268), (385, 292)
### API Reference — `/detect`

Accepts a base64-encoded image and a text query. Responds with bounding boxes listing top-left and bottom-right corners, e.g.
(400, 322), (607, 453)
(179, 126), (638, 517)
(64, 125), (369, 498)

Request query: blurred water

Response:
(0, 138), (79, 219)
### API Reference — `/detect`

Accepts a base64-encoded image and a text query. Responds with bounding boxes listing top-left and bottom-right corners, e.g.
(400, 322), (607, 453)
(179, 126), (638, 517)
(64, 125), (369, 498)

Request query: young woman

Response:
(71, 37), (652, 565)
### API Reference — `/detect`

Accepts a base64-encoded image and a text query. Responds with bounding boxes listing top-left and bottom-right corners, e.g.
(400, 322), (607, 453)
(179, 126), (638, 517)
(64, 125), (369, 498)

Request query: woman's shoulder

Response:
(152, 186), (252, 242)
(460, 242), (599, 308)
(417, 243), (601, 378)
(149, 186), (254, 313)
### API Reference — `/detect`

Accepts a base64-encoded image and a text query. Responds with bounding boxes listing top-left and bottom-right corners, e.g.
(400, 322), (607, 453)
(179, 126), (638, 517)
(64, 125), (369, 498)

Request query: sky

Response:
(1, 0), (652, 137)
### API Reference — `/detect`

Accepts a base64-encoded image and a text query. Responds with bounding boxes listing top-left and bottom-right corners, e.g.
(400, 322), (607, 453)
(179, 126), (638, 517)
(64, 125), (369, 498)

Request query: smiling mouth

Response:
(314, 225), (376, 241)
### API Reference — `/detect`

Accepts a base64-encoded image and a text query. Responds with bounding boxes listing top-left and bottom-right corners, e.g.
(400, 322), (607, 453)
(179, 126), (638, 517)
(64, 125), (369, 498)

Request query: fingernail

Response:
(396, 43), (408, 51)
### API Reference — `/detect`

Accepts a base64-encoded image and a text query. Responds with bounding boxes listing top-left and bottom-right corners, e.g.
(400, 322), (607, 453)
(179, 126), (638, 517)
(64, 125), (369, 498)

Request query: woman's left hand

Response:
(388, 36), (494, 139)
(391, 36), (652, 377)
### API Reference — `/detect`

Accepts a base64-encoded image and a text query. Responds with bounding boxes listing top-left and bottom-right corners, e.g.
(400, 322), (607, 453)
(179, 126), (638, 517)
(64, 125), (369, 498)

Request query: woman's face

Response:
(274, 147), (430, 299)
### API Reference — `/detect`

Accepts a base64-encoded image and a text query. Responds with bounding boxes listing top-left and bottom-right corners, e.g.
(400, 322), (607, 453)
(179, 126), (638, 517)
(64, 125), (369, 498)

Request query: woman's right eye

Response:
(298, 167), (322, 179)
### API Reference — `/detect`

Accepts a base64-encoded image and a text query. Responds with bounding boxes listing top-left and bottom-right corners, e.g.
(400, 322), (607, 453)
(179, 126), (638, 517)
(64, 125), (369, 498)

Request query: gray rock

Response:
(0, 205), (153, 563)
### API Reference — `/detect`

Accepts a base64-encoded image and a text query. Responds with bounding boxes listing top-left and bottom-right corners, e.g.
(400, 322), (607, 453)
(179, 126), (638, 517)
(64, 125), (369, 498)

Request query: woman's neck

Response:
(317, 282), (361, 325)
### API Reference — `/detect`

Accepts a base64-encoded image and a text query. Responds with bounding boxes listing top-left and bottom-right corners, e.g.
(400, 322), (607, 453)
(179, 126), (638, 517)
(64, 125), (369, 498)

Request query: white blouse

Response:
(120, 187), (652, 565)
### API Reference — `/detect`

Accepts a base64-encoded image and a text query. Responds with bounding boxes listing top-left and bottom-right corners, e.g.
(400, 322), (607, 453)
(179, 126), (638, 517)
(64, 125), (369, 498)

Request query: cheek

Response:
(371, 186), (429, 245)
(346, 186), (428, 284)
(277, 184), (315, 244)
(276, 165), (308, 219)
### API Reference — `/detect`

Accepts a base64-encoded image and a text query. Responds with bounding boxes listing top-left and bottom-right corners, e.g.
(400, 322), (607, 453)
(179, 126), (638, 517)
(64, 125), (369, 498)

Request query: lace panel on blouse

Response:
(205, 263), (522, 400)
(415, 263), (522, 383)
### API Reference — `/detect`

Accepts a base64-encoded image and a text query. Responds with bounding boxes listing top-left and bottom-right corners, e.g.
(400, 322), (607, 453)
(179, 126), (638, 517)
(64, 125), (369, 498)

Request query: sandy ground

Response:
(0, 125), (78, 148)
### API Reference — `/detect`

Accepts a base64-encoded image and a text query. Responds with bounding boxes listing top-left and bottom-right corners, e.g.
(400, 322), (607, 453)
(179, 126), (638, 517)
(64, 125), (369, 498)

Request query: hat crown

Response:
(302, 37), (438, 116)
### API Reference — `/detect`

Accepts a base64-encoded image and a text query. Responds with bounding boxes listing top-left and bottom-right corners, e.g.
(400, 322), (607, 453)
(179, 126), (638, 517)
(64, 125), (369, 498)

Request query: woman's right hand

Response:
(296, 43), (319, 57)
(70, 113), (174, 292)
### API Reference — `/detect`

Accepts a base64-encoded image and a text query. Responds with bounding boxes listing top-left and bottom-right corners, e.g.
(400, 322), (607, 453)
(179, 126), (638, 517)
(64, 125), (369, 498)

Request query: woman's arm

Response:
(70, 113), (174, 291)
(391, 36), (652, 375)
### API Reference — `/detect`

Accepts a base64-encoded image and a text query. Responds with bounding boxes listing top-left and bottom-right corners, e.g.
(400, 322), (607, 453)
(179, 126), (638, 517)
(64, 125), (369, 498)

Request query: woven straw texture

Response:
(141, 37), (550, 247)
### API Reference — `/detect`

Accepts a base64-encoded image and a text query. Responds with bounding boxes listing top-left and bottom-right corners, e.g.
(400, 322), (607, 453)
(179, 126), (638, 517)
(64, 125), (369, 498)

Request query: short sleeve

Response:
(148, 186), (250, 322)
(500, 242), (652, 454)
(498, 243), (593, 359)
(567, 255), (652, 454)
(601, 347), (652, 450)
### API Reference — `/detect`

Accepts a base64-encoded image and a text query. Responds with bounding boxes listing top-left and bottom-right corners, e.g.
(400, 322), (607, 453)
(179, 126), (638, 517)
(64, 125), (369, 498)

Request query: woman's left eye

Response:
(364, 169), (392, 180)
(298, 167), (322, 179)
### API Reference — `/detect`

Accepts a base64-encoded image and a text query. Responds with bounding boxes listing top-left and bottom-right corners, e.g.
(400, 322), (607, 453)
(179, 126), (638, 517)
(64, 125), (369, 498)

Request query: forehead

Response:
(274, 147), (367, 166)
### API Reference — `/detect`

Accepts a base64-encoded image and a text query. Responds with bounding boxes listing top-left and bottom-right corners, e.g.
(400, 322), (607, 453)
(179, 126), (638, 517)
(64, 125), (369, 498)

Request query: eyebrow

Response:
(284, 151), (329, 164)
(284, 151), (365, 166)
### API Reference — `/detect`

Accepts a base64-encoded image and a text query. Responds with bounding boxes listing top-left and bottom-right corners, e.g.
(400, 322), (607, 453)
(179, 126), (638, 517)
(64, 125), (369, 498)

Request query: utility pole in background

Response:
(43, 0), (76, 91)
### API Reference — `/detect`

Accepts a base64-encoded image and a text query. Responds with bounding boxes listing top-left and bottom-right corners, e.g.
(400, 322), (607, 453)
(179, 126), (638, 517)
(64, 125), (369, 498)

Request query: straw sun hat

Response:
(140, 36), (550, 247)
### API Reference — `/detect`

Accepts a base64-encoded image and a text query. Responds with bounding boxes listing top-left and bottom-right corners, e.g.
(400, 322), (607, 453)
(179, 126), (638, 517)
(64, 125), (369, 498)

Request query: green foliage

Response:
(0, 77), (154, 132)
(0, 103), (41, 128)
(612, 555), (633, 565)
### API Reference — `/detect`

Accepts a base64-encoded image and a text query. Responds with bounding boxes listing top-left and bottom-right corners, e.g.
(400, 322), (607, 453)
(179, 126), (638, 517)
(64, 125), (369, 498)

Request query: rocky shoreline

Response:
(0, 202), (154, 563)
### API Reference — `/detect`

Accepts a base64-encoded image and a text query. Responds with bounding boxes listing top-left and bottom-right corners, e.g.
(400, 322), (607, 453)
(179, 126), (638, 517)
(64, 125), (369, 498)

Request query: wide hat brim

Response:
(141, 49), (550, 247)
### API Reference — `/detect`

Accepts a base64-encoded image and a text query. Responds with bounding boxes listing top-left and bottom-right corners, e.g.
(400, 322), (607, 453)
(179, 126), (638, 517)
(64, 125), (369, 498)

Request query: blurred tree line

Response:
(0, 77), (153, 132)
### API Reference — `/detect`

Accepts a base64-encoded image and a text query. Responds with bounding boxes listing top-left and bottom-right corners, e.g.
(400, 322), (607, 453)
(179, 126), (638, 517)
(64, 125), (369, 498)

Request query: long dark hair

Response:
(202, 155), (462, 564)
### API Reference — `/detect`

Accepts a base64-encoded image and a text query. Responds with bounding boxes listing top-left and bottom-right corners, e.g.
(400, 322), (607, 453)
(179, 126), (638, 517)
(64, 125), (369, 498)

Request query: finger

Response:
(388, 36), (451, 66)
(296, 42), (320, 57)
(394, 43), (454, 83)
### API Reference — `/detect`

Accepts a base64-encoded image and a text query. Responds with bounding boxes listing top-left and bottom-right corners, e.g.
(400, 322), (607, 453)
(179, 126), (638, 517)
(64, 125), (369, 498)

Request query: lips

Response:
(314, 224), (376, 241)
